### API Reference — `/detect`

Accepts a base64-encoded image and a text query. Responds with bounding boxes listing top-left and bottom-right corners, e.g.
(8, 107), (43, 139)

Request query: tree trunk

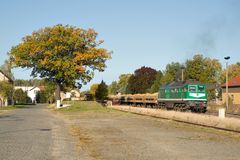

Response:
(55, 82), (61, 108)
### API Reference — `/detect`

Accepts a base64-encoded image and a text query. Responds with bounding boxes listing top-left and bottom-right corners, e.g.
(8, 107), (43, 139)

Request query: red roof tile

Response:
(37, 86), (45, 91)
(222, 76), (240, 87)
(30, 86), (46, 91)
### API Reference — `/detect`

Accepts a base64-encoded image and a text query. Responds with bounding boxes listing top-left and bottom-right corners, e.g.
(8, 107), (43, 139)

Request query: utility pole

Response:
(224, 56), (230, 112)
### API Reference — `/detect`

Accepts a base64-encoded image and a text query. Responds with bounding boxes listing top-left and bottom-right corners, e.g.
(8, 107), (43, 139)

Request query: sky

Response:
(1, 0), (240, 91)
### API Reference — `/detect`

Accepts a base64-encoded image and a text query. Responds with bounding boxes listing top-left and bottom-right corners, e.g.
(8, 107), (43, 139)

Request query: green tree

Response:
(9, 24), (111, 108)
(150, 71), (163, 93)
(160, 62), (183, 84)
(14, 79), (45, 86)
(127, 66), (157, 94)
(221, 63), (240, 83)
(185, 55), (204, 81)
(44, 80), (56, 103)
(95, 80), (108, 101)
(117, 74), (132, 93)
(13, 88), (30, 104)
(185, 54), (222, 83)
(14, 79), (28, 86)
(36, 91), (48, 103)
(90, 83), (99, 98)
(108, 74), (132, 95)
(0, 81), (14, 106)
(108, 81), (118, 95)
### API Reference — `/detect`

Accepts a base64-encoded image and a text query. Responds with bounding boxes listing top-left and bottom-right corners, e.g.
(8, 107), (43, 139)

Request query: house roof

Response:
(30, 86), (46, 91)
(15, 86), (34, 91)
(37, 86), (46, 90)
(222, 76), (240, 87)
(0, 70), (13, 83)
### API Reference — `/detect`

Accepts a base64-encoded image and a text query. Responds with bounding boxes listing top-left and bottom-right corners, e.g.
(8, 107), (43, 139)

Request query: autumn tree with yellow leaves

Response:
(9, 24), (111, 108)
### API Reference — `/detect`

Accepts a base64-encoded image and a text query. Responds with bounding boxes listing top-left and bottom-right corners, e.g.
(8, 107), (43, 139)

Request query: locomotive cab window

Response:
(188, 85), (196, 92)
(198, 85), (205, 92)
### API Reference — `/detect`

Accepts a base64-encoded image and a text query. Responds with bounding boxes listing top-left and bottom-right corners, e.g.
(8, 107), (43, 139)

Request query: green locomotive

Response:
(158, 80), (207, 112)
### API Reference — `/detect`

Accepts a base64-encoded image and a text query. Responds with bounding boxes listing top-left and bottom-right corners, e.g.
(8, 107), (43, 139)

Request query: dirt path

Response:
(61, 110), (240, 160)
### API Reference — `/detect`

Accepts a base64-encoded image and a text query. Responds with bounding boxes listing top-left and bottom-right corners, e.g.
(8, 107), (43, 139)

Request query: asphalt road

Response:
(0, 104), (78, 160)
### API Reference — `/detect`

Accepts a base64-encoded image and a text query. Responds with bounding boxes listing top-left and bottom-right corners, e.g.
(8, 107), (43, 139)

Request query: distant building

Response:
(60, 89), (81, 101)
(0, 70), (13, 107)
(0, 70), (13, 82)
(222, 76), (240, 105)
(83, 93), (94, 101)
(14, 86), (45, 103)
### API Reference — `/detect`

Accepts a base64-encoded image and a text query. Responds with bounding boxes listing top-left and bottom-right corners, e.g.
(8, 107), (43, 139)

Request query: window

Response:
(198, 85), (205, 92)
(188, 86), (196, 92)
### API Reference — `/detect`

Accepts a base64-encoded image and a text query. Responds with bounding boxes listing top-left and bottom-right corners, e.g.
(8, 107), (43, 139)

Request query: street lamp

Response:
(224, 56), (230, 112)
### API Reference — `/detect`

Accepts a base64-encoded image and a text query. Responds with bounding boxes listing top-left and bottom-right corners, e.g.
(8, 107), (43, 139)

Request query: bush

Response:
(36, 91), (48, 103)
(14, 89), (32, 104)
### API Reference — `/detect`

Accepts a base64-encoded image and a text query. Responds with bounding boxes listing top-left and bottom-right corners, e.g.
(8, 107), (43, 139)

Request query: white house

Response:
(14, 86), (45, 103)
